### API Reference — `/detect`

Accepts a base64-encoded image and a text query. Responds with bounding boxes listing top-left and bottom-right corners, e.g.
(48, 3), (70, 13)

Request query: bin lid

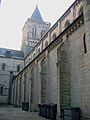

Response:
(64, 106), (80, 109)
(49, 103), (57, 106)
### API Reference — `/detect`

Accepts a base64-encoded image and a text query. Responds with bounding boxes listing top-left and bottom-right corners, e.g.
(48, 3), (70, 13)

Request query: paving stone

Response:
(0, 105), (47, 120)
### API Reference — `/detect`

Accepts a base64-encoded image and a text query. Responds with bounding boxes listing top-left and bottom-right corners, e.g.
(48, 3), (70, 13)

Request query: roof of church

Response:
(30, 5), (43, 22)
(0, 48), (24, 59)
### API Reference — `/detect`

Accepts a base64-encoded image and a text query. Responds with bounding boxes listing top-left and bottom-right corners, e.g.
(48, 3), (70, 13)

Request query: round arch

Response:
(0, 84), (6, 95)
(45, 41), (48, 47)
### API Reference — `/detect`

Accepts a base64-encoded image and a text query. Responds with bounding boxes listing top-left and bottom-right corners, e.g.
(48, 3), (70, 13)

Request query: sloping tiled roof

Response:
(0, 48), (24, 59)
(30, 5), (43, 22)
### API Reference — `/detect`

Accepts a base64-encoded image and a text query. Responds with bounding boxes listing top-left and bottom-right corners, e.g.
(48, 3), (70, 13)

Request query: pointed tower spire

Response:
(30, 5), (43, 22)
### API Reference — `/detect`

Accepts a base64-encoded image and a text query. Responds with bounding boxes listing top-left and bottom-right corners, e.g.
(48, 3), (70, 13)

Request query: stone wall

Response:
(30, 65), (39, 111)
(0, 57), (24, 104)
(68, 22), (90, 118)
(57, 40), (71, 116)
(11, 11), (90, 119)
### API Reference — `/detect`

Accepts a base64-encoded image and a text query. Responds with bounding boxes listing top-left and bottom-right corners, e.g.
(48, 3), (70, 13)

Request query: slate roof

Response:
(0, 48), (24, 59)
(30, 5), (43, 22)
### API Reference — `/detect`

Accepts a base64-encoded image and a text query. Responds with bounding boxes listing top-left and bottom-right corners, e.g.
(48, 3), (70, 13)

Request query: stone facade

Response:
(1, 0), (90, 119)
(0, 49), (24, 104)
(24, 0), (82, 67)
(11, 0), (89, 118)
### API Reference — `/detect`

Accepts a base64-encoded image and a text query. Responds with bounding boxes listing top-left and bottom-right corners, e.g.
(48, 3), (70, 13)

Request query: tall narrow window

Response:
(33, 53), (35, 58)
(2, 63), (5, 70)
(35, 28), (37, 37)
(32, 28), (34, 37)
(24, 73), (27, 102)
(45, 41), (48, 47)
(41, 30), (43, 38)
(0, 86), (3, 95)
(41, 30), (45, 38)
(83, 33), (87, 53)
(38, 48), (40, 53)
(17, 65), (20, 72)
(19, 76), (22, 105)
(43, 30), (45, 34)
(32, 28), (37, 38)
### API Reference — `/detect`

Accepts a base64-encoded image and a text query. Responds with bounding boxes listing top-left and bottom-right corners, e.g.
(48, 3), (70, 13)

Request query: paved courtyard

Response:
(0, 105), (47, 120)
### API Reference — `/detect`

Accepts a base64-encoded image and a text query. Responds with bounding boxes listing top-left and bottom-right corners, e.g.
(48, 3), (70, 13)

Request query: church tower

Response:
(21, 5), (51, 57)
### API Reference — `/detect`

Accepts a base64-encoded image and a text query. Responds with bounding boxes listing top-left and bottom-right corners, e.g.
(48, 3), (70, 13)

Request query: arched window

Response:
(64, 20), (70, 28)
(17, 65), (20, 72)
(32, 28), (34, 37)
(0, 85), (6, 95)
(52, 33), (56, 40)
(78, 6), (83, 16)
(38, 48), (40, 53)
(29, 57), (31, 61)
(33, 53), (35, 58)
(2, 63), (6, 70)
(45, 41), (48, 47)
(0, 86), (3, 95)
(41, 30), (43, 38)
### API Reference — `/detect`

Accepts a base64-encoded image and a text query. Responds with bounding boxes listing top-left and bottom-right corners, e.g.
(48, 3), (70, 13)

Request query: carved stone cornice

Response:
(47, 15), (84, 51)
(48, 38), (63, 52)
(66, 14), (84, 36)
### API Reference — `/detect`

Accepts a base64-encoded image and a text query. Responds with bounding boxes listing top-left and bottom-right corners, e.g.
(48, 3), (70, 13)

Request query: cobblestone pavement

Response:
(0, 105), (47, 120)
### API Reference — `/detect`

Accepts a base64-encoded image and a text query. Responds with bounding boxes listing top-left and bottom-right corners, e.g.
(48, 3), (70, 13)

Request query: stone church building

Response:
(0, 5), (50, 104)
(0, 0), (90, 119)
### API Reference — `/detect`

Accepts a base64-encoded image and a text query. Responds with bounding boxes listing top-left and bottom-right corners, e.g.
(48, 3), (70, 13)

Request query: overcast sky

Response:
(0, 0), (75, 50)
